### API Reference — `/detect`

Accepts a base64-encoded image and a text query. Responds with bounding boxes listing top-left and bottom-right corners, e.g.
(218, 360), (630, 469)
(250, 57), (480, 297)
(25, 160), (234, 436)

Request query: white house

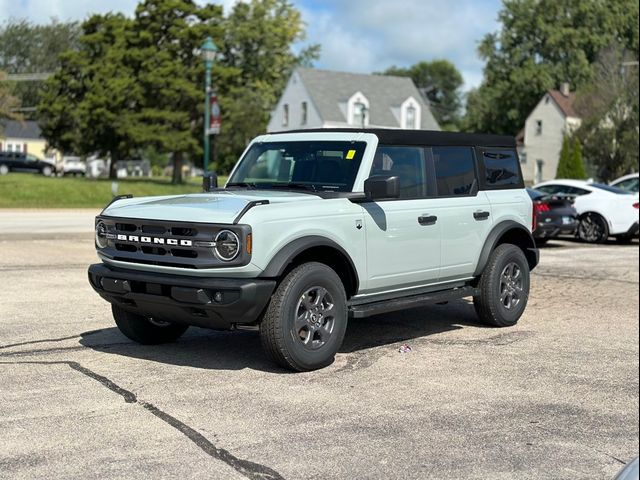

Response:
(268, 68), (440, 132)
(517, 83), (582, 184)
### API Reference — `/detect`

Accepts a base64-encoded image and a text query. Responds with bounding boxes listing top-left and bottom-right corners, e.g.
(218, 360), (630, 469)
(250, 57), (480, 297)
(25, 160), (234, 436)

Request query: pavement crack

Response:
(0, 360), (285, 480)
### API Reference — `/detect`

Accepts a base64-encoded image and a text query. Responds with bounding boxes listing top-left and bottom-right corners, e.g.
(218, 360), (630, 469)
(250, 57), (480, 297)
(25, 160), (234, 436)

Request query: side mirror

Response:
(202, 171), (218, 192)
(364, 175), (400, 200)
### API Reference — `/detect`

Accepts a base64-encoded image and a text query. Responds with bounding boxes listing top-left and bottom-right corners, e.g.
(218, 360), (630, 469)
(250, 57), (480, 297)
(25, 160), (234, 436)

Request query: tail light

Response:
(633, 202), (639, 210)
(532, 201), (551, 231)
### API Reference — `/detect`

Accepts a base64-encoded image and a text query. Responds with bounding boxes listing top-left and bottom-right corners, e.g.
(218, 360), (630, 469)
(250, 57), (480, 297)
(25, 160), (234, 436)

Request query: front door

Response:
(363, 145), (441, 293)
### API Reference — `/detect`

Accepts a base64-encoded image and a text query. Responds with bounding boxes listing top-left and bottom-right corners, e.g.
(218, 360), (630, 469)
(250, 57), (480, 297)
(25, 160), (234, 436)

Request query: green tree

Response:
(215, 0), (319, 173)
(0, 19), (80, 116)
(381, 60), (463, 130)
(556, 136), (586, 179)
(0, 71), (21, 123)
(575, 44), (639, 181)
(38, 14), (141, 178)
(128, 0), (225, 183)
(463, 0), (639, 135)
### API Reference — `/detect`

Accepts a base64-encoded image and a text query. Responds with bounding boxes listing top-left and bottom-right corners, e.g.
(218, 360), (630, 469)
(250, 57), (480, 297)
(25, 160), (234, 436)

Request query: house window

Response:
(301, 101), (308, 126)
(282, 104), (289, 127)
(406, 105), (417, 129)
(535, 120), (543, 135)
(352, 102), (367, 127)
(536, 159), (544, 184)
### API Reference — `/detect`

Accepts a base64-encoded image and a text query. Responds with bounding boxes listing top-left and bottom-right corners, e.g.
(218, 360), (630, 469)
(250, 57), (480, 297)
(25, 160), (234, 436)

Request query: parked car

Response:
(61, 156), (86, 176)
(533, 179), (639, 243)
(610, 173), (639, 193)
(89, 128), (539, 371)
(0, 151), (56, 176)
(527, 188), (578, 244)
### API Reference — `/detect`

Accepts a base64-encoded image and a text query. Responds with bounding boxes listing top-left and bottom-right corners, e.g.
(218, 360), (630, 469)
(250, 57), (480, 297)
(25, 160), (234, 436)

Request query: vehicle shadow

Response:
(79, 300), (480, 373)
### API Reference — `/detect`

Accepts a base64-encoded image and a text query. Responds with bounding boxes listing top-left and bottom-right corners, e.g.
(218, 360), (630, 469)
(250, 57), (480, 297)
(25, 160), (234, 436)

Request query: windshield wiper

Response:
(226, 182), (257, 189)
(266, 182), (318, 192)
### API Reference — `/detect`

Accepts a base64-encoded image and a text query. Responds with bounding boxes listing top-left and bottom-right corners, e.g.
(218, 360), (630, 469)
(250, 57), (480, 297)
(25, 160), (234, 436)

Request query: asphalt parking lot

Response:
(1, 211), (638, 480)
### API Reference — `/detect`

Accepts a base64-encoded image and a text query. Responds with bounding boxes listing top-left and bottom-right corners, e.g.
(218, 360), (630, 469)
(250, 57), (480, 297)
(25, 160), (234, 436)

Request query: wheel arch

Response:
(474, 221), (539, 276)
(260, 236), (359, 298)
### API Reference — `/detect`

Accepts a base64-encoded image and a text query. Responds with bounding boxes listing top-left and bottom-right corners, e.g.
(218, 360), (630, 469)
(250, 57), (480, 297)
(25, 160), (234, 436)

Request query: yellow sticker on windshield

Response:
(346, 149), (356, 160)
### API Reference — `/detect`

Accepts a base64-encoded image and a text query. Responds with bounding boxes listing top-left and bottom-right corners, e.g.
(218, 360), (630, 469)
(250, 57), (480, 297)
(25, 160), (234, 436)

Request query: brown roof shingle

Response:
(548, 90), (578, 118)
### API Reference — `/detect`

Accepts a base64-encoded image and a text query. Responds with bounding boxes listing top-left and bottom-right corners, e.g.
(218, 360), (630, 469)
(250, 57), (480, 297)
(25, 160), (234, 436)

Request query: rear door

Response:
(425, 146), (493, 280)
(362, 145), (441, 293)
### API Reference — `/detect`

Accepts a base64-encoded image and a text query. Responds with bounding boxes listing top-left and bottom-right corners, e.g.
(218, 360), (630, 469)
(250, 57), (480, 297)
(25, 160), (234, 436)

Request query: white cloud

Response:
(299, 0), (500, 91)
(0, 0), (239, 24)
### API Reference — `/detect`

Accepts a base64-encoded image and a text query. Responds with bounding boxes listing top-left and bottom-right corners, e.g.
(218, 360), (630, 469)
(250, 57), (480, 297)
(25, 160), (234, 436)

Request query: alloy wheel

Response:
(294, 286), (336, 350)
(499, 262), (523, 310)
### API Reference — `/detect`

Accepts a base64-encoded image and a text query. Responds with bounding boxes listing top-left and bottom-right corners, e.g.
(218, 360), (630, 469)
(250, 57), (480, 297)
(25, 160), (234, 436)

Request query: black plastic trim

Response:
(88, 263), (275, 328)
(101, 194), (133, 214)
(260, 236), (359, 291)
(349, 286), (479, 318)
(233, 199), (270, 224)
(474, 221), (539, 276)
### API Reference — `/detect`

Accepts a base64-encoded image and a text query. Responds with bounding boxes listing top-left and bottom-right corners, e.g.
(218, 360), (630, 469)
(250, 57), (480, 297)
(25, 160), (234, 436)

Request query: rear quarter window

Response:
(481, 149), (522, 188)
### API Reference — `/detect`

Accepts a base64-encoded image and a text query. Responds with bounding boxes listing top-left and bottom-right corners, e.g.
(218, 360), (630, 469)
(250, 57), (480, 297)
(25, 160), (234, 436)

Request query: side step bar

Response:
(348, 286), (479, 319)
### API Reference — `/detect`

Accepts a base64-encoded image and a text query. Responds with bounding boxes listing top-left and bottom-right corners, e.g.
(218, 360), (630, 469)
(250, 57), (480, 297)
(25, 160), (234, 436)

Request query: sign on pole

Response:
(208, 94), (221, 135)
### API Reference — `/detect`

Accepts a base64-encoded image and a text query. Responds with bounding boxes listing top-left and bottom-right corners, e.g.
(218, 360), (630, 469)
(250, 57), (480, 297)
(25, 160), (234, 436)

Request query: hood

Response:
(102, 190), (319, 224)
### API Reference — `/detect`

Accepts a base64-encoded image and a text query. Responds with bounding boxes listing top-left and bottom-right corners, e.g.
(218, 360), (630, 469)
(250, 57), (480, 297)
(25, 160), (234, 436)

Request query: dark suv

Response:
(0, 151), (56, 176)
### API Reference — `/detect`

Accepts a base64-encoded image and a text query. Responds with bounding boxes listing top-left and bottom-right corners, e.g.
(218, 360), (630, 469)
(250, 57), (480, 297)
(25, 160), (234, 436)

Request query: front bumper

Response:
(88, 263), (275, 329)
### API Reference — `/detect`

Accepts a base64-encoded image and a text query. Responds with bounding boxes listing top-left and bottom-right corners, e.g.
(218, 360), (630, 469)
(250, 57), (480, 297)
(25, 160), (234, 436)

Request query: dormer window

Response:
(353, 102), (367, 127)
(347, 92), (370, 127)
(406, 105), (416, 129)
(400, 97), (421, 129)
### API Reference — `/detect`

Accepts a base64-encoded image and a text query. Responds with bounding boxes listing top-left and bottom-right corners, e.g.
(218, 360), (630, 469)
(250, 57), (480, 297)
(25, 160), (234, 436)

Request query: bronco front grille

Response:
(96, 216), (251, 269)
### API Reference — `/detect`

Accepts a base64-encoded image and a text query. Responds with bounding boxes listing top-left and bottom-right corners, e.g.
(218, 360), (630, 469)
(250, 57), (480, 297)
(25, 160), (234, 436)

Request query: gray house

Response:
(268, 68), (440, 132)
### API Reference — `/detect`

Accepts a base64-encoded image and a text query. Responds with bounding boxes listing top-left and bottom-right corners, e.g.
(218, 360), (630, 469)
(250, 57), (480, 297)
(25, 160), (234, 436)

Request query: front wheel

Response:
(473, 244), (530, 327)
(112, 305), (188, 344)
(260, 262), (348, 371)
(0, 164), (9, 175)
(577, 213), (609, 244)
(41, 165), (53, 176)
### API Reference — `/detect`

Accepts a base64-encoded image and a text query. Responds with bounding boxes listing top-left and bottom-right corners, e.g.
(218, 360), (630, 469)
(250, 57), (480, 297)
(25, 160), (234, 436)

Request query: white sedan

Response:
(533, 179), (639, 243)
(610, 173), (639, 193)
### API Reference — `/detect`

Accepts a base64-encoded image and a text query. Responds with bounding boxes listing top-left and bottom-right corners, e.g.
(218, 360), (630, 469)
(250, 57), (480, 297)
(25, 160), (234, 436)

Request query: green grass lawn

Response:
(0, 173), (228, 208)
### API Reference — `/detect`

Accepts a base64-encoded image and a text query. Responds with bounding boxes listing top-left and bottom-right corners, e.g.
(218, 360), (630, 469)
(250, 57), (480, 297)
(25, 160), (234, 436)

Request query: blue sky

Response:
(1, 0), (503, 90)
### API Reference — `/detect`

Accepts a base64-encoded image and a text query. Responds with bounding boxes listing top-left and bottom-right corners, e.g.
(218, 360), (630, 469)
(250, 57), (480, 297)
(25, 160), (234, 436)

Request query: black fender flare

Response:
(260, 235), (359, 291)
(473, 220), (539, 276)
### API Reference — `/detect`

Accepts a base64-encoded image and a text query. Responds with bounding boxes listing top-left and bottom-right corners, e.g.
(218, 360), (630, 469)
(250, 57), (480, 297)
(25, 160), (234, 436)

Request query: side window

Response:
(568, 186), (590, 196)
(482, 149), (522, 188)
(432, 147), (477, 196)
(370, 146), (426, 198)
(535, 185), (559, 194)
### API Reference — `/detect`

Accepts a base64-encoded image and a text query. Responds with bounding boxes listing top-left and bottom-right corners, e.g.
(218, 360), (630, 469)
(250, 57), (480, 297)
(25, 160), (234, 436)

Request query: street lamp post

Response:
(201, 37), (218, 173)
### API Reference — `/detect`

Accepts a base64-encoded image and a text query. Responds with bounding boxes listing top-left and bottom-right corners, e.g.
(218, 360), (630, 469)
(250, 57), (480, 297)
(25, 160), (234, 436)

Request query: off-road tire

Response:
(112, 304), (188, 344)
(577, 212), (609, 244)
(473, 244), (530, 327)
(260, 262), (348, 372)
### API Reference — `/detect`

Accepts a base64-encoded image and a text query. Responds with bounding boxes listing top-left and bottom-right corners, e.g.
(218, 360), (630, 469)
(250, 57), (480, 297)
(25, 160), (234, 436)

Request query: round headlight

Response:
(95, 221), (108, 249)
(214, 230), (240, 261)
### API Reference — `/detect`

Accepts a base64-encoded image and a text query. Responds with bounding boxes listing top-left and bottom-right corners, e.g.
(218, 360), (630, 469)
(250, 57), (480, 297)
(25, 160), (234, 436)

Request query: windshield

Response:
(228, 141), (367, 192)
(588, 183), (633, 195)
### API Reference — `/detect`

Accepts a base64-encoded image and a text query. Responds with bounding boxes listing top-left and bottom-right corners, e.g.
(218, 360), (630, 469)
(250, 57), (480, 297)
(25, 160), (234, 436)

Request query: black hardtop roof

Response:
(268, 128), (516, 148)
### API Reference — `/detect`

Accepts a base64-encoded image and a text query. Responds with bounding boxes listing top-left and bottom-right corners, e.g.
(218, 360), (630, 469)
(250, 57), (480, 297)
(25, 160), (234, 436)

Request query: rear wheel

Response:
(473, 244), (530, 327)
(260, 262), (348, 371)
(112, 305), (188, 344)
(577, 212), (609, 244)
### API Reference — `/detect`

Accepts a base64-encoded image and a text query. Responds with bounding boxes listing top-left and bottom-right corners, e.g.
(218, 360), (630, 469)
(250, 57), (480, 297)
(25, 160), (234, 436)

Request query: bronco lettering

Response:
(116, 233), (192, 247)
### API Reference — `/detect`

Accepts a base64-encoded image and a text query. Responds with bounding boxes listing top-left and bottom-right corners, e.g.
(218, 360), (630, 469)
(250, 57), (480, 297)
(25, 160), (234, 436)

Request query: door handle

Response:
(418, 215), (438, 226)
(473, 210), (490, 221)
